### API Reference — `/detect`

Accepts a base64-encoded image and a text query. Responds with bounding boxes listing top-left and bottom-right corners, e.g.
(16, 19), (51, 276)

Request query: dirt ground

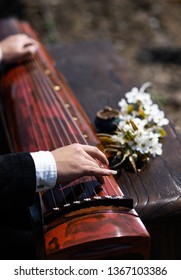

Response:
(1, 0), (181, 132)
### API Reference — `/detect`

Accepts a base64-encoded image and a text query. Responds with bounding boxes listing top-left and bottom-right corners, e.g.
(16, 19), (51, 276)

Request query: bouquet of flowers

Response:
(97, 83), (169, 172)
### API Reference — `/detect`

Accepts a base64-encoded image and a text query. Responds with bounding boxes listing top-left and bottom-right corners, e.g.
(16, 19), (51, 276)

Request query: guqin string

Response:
(10, 20), (126, 217)
(0, 18), (151, 260)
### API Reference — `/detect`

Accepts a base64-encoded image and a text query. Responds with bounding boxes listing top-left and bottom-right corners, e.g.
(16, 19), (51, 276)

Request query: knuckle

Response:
(73, 143), (83, 153)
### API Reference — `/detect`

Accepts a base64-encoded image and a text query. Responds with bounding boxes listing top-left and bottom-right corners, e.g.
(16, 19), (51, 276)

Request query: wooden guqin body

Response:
(0, 18), (150, 259)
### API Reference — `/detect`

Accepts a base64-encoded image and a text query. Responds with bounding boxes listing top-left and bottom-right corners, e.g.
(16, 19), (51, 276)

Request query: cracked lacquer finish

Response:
(0, 18), (150, 259)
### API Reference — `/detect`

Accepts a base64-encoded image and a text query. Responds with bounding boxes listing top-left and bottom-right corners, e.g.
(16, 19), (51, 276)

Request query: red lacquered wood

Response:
(0, 18), (150, 259)
(45, 209), (149, 259)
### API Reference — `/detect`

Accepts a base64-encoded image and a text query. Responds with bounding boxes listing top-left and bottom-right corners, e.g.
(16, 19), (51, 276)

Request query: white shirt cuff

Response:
(30, 151), (57, 192)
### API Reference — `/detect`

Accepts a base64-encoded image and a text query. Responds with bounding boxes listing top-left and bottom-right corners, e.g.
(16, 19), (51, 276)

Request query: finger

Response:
(83, 151), (100, 164)
(25, 44), (39, 54)
(86, 166), (117, 184)
(83, 151), (109, 170)
(83, 164), (117, 177)
(96, 167), (117, 176)
(81, 145), (109, 165)
(20, 45), (39, 58)
(24, 38), (40, 48)
(18, 34), (39, 46)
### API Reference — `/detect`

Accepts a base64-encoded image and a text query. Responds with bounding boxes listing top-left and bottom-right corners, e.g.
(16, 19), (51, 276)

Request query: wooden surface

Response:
(0, 18), (150, 260)
(47, 41), (181, 259)
(0, 16), (180, 258)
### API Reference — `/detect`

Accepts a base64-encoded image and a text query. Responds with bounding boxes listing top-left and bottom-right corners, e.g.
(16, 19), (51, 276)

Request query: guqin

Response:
(0, 18), (150, 259)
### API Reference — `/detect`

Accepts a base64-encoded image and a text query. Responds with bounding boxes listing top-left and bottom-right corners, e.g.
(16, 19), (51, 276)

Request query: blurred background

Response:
(0, 0), (180, 132)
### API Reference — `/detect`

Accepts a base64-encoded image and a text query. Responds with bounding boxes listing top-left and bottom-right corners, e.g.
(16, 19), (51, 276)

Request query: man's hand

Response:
(51, 143), (117, 185)
(0, 34), (39, 65)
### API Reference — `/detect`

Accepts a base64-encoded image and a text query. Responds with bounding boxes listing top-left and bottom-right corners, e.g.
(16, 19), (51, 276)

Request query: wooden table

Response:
(47, 41), (181, 259)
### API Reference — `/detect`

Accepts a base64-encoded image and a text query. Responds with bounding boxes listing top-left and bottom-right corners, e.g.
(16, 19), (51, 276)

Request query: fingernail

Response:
(110, 170), (117, 175)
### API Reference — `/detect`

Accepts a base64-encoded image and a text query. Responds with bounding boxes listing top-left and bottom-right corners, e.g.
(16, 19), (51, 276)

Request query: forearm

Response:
(0, 152), (36, 208)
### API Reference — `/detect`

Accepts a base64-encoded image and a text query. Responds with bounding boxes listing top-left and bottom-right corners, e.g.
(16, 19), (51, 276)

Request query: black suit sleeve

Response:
(0, 152), (36, 208)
